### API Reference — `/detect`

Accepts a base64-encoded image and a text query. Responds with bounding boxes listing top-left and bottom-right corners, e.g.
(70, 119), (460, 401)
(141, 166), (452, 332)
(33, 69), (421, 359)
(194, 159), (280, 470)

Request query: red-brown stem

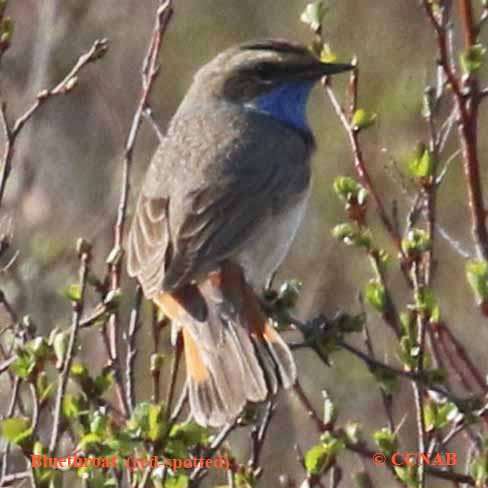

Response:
(458, 0), (476, 48)
(324, 80), (403, 256)
(106, 0), (173, 416)
(293, 381), (329, 433)
(435, 326), (475, 391)
(439, 322), (488, 392)
(423, 1), (488, 260)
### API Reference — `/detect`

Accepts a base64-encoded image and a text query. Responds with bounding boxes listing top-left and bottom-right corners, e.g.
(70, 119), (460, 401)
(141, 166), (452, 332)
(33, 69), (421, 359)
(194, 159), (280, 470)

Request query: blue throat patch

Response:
(249, 81), (314, 133)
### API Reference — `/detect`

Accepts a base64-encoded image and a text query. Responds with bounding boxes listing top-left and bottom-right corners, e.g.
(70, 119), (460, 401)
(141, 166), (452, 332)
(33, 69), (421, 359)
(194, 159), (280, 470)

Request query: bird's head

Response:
(194, 39), (353, 103)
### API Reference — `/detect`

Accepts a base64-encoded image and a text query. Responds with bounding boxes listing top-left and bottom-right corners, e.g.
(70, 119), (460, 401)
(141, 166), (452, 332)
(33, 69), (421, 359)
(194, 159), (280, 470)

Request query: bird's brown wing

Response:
(127, 193), (172, 297)
(127, 108), (311, 297)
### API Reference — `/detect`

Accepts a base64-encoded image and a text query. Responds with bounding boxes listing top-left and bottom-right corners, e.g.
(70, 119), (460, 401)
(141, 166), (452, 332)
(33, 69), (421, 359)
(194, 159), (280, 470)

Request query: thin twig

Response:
(189, 422), (237, 483)
(248, 401), (275, 473)
(125, 285), (143, 413)
(49, 245), (91, 455)
(437, 322), (488, 392)
(170, 381), (188, 422)
(363, 320), (395, 431)
(0, 376), (21, 482)
(142, 107), (165, 142)
(423, 0), (488, 260)
(323, 76), (405, 259)
(0, 39), (108, 208)
(165, 332), (182, 417)
(293, 380), (329, 432)
(337, 339), (466, 407)
(105, 0), (173, 418)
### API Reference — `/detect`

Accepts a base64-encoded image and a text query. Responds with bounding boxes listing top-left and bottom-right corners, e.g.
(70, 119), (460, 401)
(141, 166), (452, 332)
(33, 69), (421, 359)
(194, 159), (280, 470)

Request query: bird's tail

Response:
(154, 262), (296, 427)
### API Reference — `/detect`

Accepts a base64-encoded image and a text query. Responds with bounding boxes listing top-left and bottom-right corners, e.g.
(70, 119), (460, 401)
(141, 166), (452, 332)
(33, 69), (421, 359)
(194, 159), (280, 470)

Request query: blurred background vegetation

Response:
(1, 1), (488, 486)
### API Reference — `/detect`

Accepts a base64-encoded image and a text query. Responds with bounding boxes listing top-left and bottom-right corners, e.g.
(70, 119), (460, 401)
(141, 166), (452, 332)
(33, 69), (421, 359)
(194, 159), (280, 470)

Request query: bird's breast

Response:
(236, 186), (310, 290)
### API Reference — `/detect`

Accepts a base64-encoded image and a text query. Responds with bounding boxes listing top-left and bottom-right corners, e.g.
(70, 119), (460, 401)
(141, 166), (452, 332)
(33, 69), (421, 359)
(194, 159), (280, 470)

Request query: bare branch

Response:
(49, 243), (91, 455)
(125, 284), (143, 413)
(104, 0), (173, 417)
(0, 39), (108, 208)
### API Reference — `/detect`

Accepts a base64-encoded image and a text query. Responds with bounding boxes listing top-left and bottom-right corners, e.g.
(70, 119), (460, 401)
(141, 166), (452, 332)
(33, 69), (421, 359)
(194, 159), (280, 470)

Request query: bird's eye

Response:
(254, 63), (274, 81)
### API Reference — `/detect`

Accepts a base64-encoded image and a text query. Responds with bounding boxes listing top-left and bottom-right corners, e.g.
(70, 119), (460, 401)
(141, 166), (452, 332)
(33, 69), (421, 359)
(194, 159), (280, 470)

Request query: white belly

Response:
(236, 189), (310, 290)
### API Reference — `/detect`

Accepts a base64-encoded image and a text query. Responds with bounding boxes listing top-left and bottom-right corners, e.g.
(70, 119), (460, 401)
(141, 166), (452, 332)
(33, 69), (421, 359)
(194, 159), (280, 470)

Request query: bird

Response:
(127, 39), (352, 427)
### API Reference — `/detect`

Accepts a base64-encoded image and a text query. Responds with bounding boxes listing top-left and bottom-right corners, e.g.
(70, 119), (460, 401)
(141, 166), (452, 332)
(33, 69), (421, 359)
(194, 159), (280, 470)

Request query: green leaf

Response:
(352, 109), (377, 130)
(344, 421), (362, 444)
(170, 421), (209, 446)
(414, 287), (440, 322)
(126, 402), (167, 442)
(466, 259), (488, 303)
(162, 474), (189, 488)
(408, 148), (436, 180)
(423, 367), (448, 385)
(402, 229), (431, 256)
(471, 450), (488, 486)
(76, 237), (92, 256)
(461, 43), (486, 74)
(304, 443), (330, 475)
(71, 362), (89, 378)
(0, 17), (13, 47)
(394, 464), (419, 487)
(53, 331), (69, 367)
(300, 0), (328, 32)
(277, 279), (302, 308)
(10, 351), (36, 379)
(373, 428), (398, 457)
(104, 288), (123, 308)
(352, 471), (374, 488)
(61, 284), (82, 302)
(320, 432), (345, 458)
(237, 404), (260, 425)
(370, 365), (399, 393)
(333, 176), (368, 205)
(337, 312), (365, 333)
(421, 87), (435, 119)
(397, 336), (418, 369)
(9, 336), (51, 383)
(90, 411), (108, 436)
(1, 417), (32, 445)
(424, 401), (459, 432)
(364, 279), (387, 313)
(304, 434), (345, 475)
(332, 223), (372, 249)
(26, 337), (50, 359)
(322, 390), (337, 425)
(94, 368), (115, 395)
(36, 372), (54, 403)
(150, 353), (166, 372)
(148, 403), (165, 442)
(78, 432), (103, 452)
(320, 43), (337, 63)
(63, 394), (88, 420)
(234, 471), (256, 488)
(399, 311), (415, 338)
(126, 402), (151, 436)
(0, 1), (8, 17)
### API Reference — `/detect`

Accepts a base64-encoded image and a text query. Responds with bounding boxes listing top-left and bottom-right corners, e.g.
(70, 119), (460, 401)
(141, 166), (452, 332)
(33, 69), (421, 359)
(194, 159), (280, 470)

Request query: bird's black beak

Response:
(282, 61), (354, 81)
(317, 62), (354, 76)
(303, 61), (354, 80)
